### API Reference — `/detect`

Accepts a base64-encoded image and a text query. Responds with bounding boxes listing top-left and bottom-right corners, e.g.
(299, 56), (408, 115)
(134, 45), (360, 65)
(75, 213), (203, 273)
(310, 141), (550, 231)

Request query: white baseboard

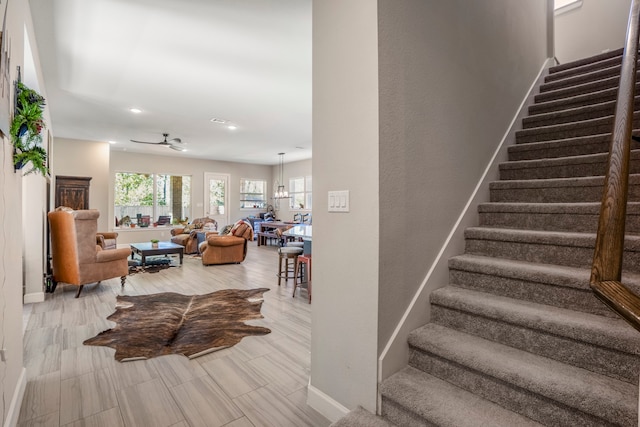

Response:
(23, 292), (44, 304)
(307, 382), (350, 423)
(4, 368), (26, 427)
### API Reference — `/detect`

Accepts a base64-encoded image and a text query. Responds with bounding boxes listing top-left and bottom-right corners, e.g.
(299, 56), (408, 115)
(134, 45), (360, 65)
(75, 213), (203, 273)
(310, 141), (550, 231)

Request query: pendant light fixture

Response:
(274, 152), (290, 199)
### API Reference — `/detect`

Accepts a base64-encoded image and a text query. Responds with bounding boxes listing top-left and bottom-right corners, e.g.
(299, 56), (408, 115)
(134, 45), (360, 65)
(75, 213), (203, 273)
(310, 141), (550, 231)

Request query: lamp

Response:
(274, 152), (290, 199)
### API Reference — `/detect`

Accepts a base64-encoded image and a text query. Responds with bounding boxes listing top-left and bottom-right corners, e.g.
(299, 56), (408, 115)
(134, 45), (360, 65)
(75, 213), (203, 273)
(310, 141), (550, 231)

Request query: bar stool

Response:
(277, 246), (303, 287)
(294, 254), (311, 303)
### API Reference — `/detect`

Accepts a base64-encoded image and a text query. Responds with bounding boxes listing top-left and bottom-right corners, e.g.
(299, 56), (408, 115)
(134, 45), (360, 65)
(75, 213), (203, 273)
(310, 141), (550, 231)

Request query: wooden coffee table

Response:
(130, 241), (184, 266)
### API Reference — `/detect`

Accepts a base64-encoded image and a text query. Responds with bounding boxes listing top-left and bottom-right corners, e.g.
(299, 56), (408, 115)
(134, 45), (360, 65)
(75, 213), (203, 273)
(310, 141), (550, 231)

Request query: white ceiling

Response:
(28, 0), (312, 165)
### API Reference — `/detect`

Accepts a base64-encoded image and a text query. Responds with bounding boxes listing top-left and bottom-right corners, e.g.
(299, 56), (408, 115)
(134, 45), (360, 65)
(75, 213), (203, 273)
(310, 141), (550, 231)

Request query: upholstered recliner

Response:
(96, 231), (118, 250)
(170, 217), (217, 254)
(48, 209), (131, 298)
(199, 220), (253, 265)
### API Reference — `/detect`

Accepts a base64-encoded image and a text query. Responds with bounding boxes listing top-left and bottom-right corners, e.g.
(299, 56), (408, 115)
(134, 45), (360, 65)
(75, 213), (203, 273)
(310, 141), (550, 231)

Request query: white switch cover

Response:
(328, 190), (349, 212)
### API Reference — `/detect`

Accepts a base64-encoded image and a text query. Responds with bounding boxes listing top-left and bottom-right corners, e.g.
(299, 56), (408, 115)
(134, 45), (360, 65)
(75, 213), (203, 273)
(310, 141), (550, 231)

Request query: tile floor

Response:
(19, 242), (328, 427)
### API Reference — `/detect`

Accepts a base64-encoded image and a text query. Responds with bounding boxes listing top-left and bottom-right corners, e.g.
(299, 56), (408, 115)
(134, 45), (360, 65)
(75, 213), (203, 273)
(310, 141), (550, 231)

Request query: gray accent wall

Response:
(312, 0), (550, 418)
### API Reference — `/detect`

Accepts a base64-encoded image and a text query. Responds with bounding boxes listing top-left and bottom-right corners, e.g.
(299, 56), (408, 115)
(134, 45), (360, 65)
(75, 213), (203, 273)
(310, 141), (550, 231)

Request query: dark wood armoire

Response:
(54, 175), (92, 210)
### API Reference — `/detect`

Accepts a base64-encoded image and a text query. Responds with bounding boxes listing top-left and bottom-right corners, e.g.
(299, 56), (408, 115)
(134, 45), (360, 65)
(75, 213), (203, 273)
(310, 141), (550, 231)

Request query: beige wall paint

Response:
(51, 140), (280, 244)
(272, 158), (312, 222)
(110, 151), (274, 238)
(311, 0), (380, 417)
(555, 0), (631, 63)
(54, 138), (111, 231)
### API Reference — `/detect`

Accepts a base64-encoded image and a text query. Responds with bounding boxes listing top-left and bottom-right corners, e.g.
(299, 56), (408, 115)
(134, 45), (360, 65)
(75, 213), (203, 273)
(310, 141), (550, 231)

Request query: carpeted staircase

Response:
(336, 49), (640, 426)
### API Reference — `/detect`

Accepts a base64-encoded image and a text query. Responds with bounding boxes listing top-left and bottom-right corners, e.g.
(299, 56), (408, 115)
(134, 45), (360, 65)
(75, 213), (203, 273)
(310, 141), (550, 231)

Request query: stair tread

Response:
(509, 132), (611, 152)
(540, 64), (623, 93)
(530, 86), (621, 115)
(381, 367), (543, 427)
(549, 48), (623, 74)
(408, 324), (638, 421)
(534, 74), (622, 103)
(516, 113), (615, 137)
(450, 253), (640, 290)
(490, 175), (608, 189)
(478, 201), (640, 213)
(431, 286), (640, 354)
(500, 150), (640, 170)
(465, 226), (640, 246)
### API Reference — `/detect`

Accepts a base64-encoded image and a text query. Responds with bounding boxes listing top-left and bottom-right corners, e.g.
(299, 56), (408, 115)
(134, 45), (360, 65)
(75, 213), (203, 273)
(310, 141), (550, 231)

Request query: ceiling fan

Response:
(130, 133), (186, 151)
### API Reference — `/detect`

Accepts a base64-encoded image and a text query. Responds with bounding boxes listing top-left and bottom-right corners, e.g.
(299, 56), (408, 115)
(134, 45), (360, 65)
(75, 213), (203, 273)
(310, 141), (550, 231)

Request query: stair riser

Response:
(529, 87), (618, 115)
(516, 114), (640, 144)
(546, 55), (623, 82)
(464, 238), (640, 273)
(499, 162), (603, 181)
(408, 350), (620, 427)
(499, 156), (640, 180)
(541, 65), (622, 94)
(523, 98), (640, 130)
(478, 211), (640, 233)
(381, 399), (436, 427)
(431, 305), (639, 383)
(534, 74), (639, 104)
(449, 269), (613, 317)
(489, 180), (640, 203)
(508, 137), (613, 161)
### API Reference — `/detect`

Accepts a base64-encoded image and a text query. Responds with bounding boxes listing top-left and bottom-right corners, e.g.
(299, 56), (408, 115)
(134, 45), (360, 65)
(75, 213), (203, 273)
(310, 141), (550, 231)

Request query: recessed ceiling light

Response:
(227, 125), (237, 130)
(129, 108), (142, 114)
(210, 118), (228, 124)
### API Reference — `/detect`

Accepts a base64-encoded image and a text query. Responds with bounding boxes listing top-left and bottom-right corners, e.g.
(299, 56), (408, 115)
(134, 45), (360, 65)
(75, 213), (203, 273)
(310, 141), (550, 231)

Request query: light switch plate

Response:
(328, 190), (349, 212)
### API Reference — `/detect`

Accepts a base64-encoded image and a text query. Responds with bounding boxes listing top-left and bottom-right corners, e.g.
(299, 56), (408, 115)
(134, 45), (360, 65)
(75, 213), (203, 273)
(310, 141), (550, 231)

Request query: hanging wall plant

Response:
(9, 81), (48, 175)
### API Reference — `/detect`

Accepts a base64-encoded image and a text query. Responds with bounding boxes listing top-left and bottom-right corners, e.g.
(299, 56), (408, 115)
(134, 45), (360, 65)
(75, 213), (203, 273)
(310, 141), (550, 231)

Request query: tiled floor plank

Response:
(20, 243), (329, 427)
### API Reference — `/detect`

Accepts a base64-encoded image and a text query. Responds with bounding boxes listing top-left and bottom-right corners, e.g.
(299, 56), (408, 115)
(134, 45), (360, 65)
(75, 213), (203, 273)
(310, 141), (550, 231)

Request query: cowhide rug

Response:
(84, 288), (271, 361)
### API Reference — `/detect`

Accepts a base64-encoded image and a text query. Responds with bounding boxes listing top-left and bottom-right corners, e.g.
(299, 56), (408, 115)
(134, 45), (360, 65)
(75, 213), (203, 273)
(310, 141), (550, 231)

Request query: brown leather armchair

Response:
(199, 220), (253, 265)
(96, 231), (118, 250)
(48, 209), (131, 298)
(170, 217), (217, 254)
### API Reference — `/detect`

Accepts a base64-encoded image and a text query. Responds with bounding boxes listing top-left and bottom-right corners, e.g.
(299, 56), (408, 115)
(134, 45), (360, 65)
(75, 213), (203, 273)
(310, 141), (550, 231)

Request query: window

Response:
(240, 179), (267, 209)
(289, 176), (312, 210)
(115, 172), (191, 226)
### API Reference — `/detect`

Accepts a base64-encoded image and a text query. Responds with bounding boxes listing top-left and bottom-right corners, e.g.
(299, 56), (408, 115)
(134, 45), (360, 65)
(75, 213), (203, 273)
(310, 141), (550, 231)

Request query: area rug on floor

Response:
(84, 288), (271, 361)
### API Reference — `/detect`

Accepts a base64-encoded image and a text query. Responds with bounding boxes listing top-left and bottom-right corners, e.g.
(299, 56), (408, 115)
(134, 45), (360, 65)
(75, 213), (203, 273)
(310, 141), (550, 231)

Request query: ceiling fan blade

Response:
(168, 137), (182, 144)
(130, 139), (161, 145)
(170, 145), (185, 152)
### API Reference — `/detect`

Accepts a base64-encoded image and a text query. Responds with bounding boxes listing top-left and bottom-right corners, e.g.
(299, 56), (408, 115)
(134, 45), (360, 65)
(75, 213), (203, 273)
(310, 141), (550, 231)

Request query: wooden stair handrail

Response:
(591, 0), (640, 332)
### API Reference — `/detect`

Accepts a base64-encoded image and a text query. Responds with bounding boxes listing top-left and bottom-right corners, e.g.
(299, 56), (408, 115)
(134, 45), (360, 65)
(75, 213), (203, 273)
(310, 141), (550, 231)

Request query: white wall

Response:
(311, 0), (380, 418)
(272, 158), (312, 222)
(555, 0), (631, 63)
